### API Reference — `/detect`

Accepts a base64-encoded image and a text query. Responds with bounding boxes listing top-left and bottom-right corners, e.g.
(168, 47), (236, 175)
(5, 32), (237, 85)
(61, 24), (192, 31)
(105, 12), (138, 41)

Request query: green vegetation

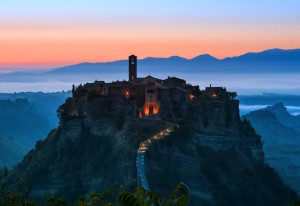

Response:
(0, 175), (190, 206)
(0, 167), (36, 206)
(291, 199), (300, 206)
(1, 167), (298, 206)
(118, 183), (190, 206)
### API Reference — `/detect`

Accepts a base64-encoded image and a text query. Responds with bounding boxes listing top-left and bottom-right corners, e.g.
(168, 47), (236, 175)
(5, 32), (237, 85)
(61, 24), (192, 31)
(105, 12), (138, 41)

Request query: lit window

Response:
(189, 94), (195, 100)
(124, 90), (130, 98)
(131, 58), (135, 64)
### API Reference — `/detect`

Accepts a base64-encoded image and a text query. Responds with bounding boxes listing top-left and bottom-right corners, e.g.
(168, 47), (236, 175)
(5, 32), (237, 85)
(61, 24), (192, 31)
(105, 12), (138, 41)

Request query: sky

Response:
(0, 0), (300, 71)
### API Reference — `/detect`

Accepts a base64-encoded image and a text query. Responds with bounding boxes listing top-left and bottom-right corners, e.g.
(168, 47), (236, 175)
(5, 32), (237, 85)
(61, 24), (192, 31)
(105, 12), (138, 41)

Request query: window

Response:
(131, 58), (135, 64)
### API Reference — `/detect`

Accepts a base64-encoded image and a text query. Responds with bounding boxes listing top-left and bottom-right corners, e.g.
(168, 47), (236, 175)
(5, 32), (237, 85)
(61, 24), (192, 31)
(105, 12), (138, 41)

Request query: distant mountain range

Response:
(45, 48), (300, 74)
(0, 48), (299, 83)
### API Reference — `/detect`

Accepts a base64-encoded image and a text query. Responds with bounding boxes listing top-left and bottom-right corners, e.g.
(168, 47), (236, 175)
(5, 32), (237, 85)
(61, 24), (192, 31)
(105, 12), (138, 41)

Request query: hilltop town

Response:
(57, 55), (262, 156)
(69, 55), (237, 122)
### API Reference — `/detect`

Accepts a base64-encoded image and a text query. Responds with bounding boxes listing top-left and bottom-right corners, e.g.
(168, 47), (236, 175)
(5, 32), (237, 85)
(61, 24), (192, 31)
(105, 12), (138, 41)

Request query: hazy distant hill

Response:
(264, 103), (300, 129)
(0, 48), (299, 82)
(0, 92), (71, 168)
(238, 94), (300, 115)
(243, 102), (300, 148)
(0, 98), (52, 150)
(243, 103), (300, 193)
(0, 91), (71, 127)
(244, 104), (300, 145)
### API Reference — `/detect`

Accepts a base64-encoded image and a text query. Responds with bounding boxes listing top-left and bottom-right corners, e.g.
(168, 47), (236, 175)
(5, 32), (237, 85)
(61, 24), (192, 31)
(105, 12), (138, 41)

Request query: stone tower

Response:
(129, 55), (137, 81)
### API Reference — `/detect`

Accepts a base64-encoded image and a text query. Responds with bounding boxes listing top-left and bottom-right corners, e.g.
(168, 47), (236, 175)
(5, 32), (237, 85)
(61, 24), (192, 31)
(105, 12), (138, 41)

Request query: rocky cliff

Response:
(146, 128), (293, 205)
(4, 91), (297, 205)
(244, 103), (300, 194)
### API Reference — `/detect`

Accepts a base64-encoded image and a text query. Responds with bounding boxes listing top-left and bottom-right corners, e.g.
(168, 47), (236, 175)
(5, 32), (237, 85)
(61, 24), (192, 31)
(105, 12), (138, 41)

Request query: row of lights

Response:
(190, 93), (218, 100)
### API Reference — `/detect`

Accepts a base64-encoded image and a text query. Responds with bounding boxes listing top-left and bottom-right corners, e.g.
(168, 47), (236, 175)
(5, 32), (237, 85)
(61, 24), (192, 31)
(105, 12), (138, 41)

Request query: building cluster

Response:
(73, 55), (236, 118)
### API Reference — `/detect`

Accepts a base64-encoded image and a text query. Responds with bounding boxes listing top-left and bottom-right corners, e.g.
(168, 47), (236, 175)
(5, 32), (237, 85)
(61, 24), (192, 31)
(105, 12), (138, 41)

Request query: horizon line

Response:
(0, 47), (298, 73)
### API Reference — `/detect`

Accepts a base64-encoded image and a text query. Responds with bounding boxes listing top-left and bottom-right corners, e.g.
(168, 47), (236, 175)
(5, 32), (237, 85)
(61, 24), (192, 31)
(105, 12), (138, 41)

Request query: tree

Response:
(118, 183), (190, 206)
(46, 196), (68, 206)
(291, 199), (300, 206)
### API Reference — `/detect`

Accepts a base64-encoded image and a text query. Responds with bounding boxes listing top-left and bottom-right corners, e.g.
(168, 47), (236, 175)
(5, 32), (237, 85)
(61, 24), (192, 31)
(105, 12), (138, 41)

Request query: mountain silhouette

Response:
(264, 102), (300, 128)
(38, 48), (300, 74)
(191, 54), (219, 62)
(0, 48), (299, 82)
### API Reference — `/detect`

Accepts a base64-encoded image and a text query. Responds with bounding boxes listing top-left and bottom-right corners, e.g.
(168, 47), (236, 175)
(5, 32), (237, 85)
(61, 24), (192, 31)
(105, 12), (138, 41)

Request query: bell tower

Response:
(129, 55), (137, 81)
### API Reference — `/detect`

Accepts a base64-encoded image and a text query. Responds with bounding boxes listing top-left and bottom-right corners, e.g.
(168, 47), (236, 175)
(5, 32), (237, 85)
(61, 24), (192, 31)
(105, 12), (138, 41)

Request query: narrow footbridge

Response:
(136, 123), (176, 191)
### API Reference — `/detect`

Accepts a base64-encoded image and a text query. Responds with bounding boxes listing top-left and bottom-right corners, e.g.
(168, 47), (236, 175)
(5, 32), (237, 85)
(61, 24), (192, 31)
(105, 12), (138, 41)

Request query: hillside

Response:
(0, 98), (52, 150)
(0, 134), (26, 168)
(0, 91), (71, 127)
(4, 87), (297, 205)
(147, 129), (294, 205)
(244, 109), (298, 145)
(264, 103), (300, 129)
(243, 103), (300, 146)
(243, 103), (300, 193)
(238, 94), (300, 116)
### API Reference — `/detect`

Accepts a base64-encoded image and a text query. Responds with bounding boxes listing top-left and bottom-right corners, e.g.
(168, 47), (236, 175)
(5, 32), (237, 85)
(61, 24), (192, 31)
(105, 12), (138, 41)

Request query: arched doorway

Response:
(149, 105), (154, 115)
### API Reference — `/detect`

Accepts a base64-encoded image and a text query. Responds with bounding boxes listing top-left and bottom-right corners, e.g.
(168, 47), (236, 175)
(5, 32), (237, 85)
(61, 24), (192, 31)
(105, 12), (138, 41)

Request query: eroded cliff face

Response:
(15, 118), (155, 202)
(6, 92), (296, 205)
(9, 94), (167, 201)
(145, 121), (292, 206)
(186, 98), (263, 161)
(188, 99), (240, 135)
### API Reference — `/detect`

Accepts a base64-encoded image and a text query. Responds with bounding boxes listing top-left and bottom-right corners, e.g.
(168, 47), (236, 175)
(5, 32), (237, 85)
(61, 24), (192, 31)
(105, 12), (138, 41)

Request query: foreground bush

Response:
(0, 180), (190, 206)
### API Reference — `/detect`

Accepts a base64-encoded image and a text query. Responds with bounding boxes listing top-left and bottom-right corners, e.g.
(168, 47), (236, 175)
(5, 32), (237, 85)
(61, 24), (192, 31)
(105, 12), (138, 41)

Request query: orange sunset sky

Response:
(0, 0), (300, 71)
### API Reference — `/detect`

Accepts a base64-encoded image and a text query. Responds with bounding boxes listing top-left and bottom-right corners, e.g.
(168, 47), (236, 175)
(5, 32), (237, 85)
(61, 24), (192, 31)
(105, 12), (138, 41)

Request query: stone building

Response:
(75, 55), (236, 119)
